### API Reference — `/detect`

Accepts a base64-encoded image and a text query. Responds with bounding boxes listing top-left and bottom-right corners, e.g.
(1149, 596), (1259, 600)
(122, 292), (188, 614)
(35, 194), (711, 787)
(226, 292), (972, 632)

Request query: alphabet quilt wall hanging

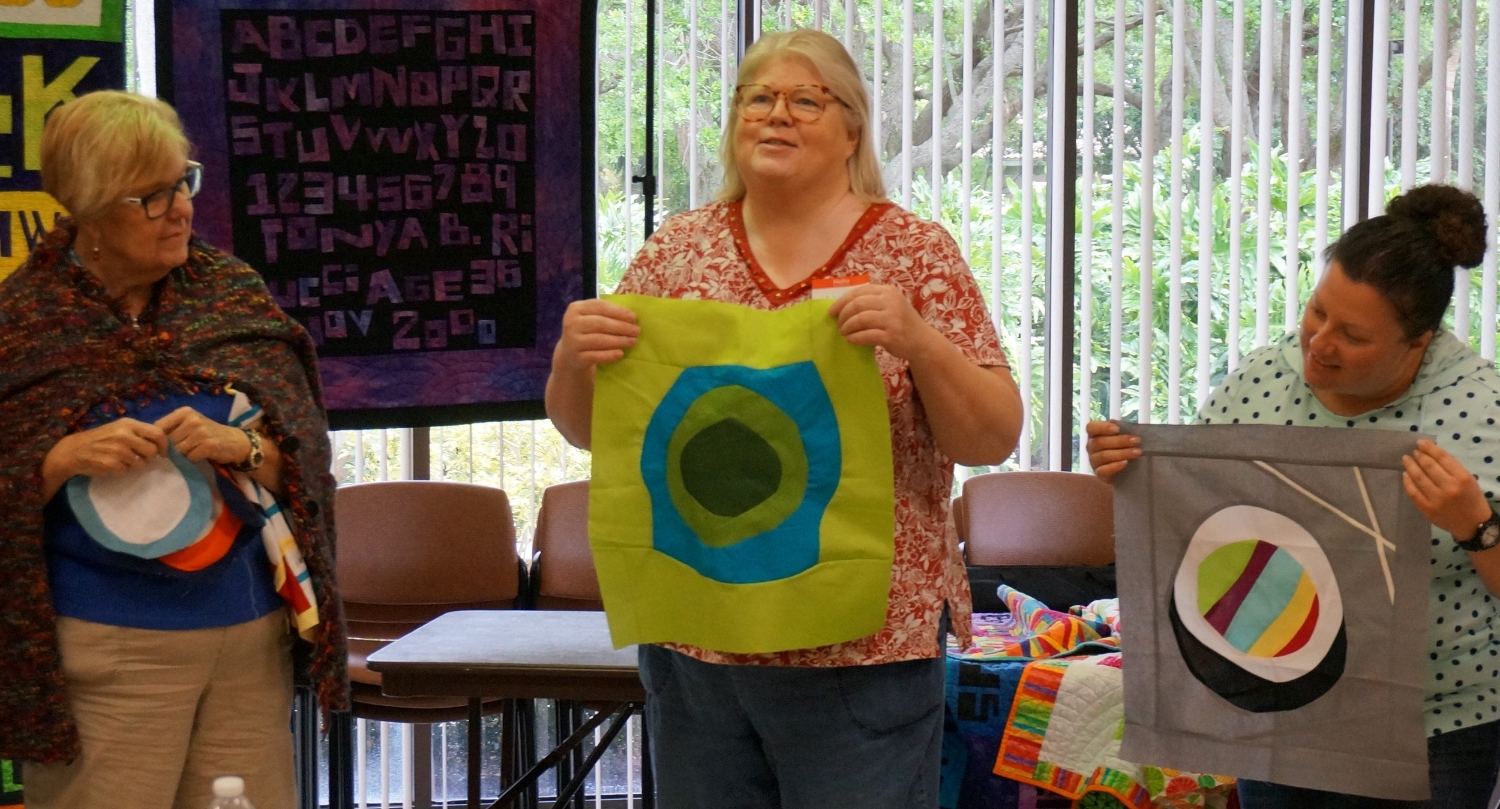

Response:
(155, 0), (595, 428)
(589, 295), (895, 654)
(1113, 423), (1431, 801)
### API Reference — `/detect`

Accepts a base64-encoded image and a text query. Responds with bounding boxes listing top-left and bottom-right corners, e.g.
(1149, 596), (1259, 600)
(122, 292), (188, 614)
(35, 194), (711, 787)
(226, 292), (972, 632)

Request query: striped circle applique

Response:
(1169, 505), (1346, 712)
(1197, 539), (1321, 659)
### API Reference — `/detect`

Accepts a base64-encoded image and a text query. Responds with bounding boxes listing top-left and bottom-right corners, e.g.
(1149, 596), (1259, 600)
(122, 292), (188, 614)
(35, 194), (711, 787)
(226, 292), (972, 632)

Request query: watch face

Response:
(1461, 517), (1500, 551)
(1483, 521), (1500, 550)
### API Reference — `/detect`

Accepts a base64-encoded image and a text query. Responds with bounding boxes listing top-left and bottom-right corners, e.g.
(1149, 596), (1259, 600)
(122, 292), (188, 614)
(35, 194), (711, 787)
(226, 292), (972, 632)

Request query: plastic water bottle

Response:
(207, 776), (256, 809)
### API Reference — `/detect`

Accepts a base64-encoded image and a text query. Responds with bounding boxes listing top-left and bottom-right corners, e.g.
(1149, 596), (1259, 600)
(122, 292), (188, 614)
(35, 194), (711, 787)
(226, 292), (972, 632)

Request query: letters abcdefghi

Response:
(221, 11), (539, 357)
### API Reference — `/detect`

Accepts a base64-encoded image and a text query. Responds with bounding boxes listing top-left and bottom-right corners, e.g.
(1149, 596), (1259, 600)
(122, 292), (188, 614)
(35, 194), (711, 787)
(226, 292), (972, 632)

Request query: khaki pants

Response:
(25, 611), (297, 809)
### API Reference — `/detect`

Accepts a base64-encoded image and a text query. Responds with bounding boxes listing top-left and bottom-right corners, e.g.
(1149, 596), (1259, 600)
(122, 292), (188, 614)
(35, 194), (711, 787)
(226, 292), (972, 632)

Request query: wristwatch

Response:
(228, 428), (265, 473)
(1456, 509), (1500, 552)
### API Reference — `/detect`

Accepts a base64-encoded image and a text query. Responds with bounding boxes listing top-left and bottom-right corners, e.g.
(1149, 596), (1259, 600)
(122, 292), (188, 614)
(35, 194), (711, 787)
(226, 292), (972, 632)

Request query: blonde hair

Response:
(718, 29), (886, 203)
(40, 91), (192, 223)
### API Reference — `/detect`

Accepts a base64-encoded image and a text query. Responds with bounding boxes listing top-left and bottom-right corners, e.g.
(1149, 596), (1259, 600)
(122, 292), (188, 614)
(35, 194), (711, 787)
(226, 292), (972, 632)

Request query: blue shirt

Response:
(45, 389), (282, 630)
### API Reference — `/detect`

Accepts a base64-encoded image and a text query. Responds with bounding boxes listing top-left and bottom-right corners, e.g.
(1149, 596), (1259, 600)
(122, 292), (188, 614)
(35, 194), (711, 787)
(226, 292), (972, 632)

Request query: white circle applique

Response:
(1174, 505), (1345, 683)
(67, 444), (216, 559)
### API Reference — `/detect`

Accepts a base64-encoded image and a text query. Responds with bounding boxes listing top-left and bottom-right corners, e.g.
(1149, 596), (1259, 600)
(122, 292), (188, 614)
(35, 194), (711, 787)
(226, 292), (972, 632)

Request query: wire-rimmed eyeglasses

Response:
(123, 161), (203, 219)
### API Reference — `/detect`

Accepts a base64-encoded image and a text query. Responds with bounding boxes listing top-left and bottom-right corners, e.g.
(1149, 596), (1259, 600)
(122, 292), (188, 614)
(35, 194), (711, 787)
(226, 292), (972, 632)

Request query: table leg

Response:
(326, 711), (356, 809)
(518, 700), (538, 809)
(547, 707), (633, 809)
(640, 708), (654, 809)
(501, 700), (517, 793)
(412, 723), (433, 809)
(487, 705), (621, 809)
(553, 701), (574, 805)
(469, 698), (483, 809)
(292, 688), (319, 809)
(569, 704), (586, 809)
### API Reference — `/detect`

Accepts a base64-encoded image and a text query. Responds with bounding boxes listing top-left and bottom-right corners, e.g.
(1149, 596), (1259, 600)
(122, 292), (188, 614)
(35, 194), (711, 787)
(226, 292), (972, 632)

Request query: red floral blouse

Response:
(615, 200), (1009, 667)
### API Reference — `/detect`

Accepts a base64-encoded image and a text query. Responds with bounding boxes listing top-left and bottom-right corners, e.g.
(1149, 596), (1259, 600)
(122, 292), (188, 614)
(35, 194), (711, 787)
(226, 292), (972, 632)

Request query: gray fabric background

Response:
(1115, 423), (1432, 800)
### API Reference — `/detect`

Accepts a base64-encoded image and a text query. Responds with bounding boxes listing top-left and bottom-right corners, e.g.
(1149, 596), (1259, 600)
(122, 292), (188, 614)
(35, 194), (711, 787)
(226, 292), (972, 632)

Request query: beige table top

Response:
(366, 610), (645, 702)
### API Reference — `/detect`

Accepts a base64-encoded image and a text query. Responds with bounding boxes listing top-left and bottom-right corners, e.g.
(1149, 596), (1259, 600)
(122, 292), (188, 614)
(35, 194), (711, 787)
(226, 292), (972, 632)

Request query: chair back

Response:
(337, 480), (522, 642)
(960, 471), (1114, 566)
(531, 480), (602, 611)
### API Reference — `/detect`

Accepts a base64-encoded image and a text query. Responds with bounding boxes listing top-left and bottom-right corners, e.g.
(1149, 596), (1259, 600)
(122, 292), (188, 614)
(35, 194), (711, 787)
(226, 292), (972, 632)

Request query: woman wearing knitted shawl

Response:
(0, 92), (347, 809)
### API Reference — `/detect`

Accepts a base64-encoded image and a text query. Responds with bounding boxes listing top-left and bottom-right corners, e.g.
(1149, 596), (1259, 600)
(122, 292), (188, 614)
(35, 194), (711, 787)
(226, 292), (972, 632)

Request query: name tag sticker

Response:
(810, 274), (870, 300)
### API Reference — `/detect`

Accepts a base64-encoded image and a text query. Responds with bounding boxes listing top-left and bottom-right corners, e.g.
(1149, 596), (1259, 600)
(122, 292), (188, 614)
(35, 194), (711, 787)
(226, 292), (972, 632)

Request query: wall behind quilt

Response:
(156, 0), (596, 429)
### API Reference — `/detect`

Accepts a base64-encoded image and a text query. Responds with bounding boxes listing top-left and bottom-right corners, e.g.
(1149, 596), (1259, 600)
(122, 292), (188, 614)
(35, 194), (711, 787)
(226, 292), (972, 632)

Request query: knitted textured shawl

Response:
(0, 221), (349, 763)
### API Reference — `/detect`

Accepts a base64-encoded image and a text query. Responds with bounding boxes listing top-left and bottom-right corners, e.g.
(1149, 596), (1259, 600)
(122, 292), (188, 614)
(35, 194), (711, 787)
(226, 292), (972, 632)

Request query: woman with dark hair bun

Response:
(1089, 184), (1500, 809)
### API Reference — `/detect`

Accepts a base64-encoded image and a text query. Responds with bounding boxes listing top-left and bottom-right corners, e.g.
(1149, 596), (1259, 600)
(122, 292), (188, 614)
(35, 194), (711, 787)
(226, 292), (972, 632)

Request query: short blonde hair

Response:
(40, 91), (192, 223)
(718, 29), (886, 203)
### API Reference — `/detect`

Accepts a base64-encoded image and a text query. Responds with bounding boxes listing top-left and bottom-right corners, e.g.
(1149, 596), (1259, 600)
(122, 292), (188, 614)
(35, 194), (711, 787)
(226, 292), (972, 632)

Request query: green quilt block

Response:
(590, 294), (896, 654)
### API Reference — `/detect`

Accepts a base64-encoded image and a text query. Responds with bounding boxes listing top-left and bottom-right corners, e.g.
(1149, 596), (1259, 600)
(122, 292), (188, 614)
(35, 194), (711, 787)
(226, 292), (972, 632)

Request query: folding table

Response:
(367, 610), (651, 809)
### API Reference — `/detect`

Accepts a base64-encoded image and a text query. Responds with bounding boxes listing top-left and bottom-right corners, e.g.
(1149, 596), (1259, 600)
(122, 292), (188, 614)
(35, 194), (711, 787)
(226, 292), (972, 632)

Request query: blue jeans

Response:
(639, 645), (946, 809)
(1237, 720), (1500, 809)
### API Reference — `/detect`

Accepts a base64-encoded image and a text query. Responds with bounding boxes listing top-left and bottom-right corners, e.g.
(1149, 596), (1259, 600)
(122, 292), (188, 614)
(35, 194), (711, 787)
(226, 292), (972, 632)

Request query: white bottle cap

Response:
(213, 776), (246, 798)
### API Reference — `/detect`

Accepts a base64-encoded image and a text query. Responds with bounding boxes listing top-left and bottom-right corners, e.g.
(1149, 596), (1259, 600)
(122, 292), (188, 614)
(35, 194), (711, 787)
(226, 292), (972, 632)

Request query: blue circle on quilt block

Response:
(641, 362), (841, 584)
(66, 444), (216, 560)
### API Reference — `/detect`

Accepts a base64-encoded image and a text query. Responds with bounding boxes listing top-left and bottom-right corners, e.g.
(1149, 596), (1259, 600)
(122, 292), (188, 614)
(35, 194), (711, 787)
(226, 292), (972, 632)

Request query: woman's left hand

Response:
(155, 407), (252, 465)
(828, 284), (938, 361)
(1402, 439), (1495, 542)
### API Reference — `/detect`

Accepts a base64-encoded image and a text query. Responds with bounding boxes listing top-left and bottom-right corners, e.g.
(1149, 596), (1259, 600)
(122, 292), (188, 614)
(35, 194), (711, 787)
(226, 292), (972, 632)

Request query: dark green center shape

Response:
(679, 418), (784, 517)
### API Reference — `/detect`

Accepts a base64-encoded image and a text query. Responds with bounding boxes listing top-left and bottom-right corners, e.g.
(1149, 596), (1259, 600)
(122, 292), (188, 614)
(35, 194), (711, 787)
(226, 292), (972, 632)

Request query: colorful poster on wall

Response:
(589, 295), (896, 654)
(156, 0), (595, 428)
(1113, 423), (1432, 801)
(0, 0), (126, 283)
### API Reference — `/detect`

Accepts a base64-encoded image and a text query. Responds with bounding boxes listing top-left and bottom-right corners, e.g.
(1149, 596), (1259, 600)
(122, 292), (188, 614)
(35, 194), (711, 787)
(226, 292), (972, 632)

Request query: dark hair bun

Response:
(1387, 184), (1488, 269)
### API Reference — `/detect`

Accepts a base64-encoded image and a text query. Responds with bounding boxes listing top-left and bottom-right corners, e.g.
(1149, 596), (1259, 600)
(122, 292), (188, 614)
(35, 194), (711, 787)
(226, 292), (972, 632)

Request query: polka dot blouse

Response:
(1199, 331), (1500, 736)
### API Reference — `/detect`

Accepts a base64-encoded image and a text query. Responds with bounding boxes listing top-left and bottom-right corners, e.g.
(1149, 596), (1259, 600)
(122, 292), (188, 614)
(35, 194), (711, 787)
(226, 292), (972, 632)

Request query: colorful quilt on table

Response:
(946, 601), (1237, 809)
(589, 295), (895, 654)
(942, 652), (1026, 809)
(994, 653), (1237, 809)
(1141, 768), (1240, 809)
(996, 656), (1152, 809)
(943, 601), (1124, 809)
(955, 586), (1119, 660)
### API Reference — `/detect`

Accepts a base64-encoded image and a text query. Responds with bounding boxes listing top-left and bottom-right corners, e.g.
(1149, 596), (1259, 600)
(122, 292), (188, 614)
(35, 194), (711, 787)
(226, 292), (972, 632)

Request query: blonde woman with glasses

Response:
(0, 91), (346, 809)
(547, 29), (1023, 808)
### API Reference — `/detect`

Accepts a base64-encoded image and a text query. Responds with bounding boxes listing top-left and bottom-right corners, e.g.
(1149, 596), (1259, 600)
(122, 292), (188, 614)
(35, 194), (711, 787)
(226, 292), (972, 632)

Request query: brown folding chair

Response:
(526, 479), (640, 808)
(529, 480), (602, 611)
(956, 471), (1116, 615)
(336, 480), (529, 808)
(958, 470), (1116, 566)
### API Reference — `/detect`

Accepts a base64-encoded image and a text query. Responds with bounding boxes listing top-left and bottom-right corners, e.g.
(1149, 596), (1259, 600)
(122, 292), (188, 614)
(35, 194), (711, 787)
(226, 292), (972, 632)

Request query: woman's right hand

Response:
(41, 419), (171, 500)
(1085, 420), (1141, 483)
(555, 299), (641, 370)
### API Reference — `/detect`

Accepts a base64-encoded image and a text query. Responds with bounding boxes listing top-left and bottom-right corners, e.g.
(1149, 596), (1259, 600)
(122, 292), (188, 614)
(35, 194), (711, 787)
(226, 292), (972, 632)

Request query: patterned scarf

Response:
(0, 221), (348, 763)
